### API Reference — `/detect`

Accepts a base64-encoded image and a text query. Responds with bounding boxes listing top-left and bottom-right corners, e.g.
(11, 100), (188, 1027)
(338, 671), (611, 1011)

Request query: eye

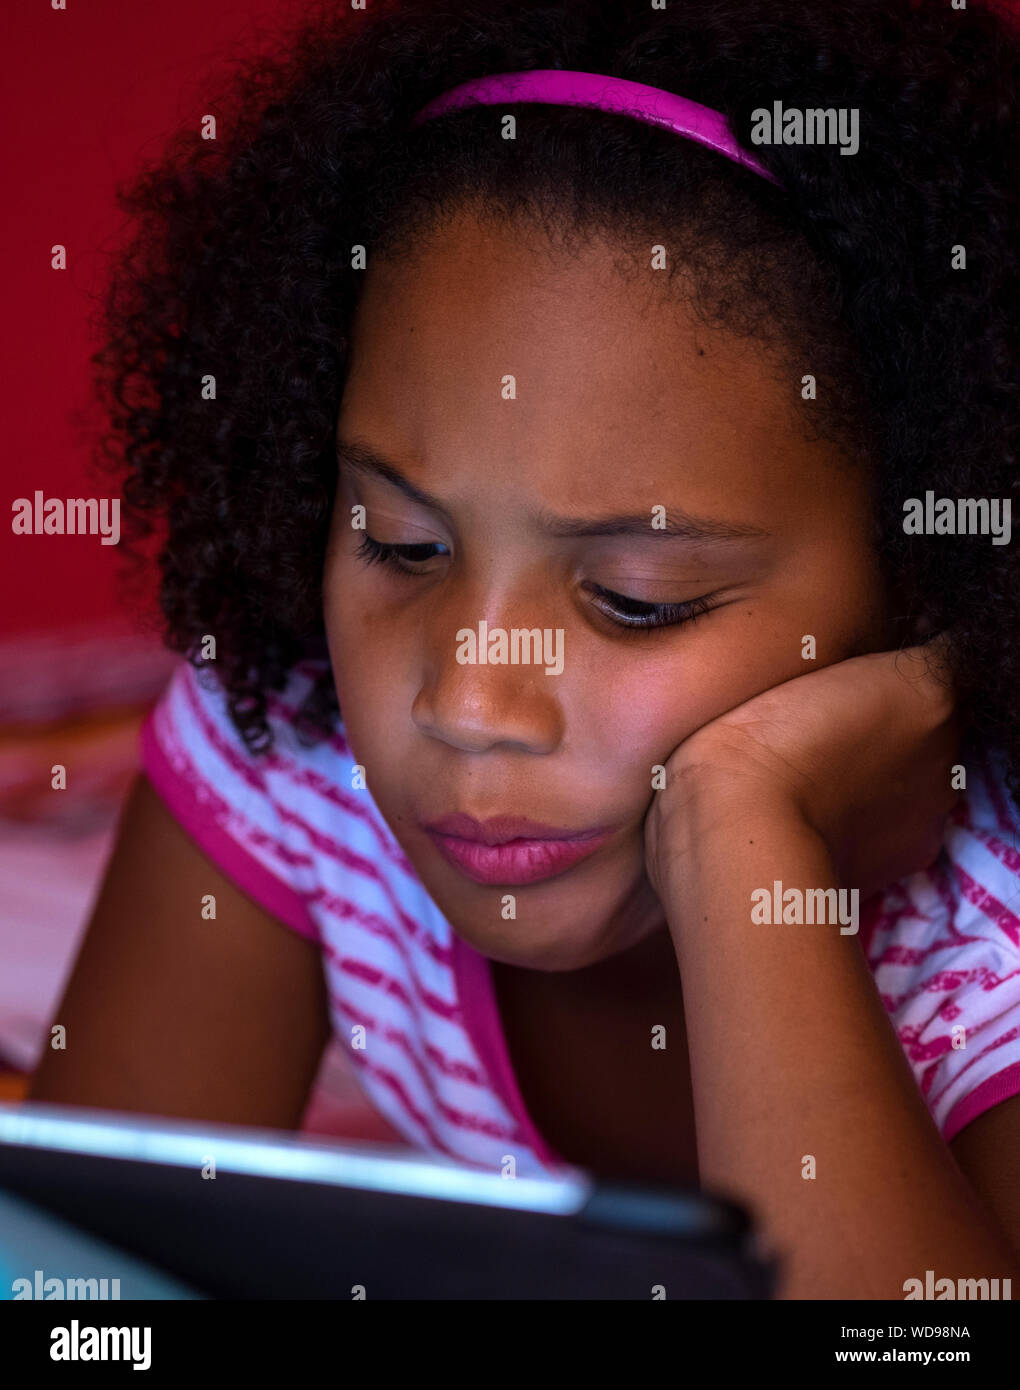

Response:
(587, 583), (717, 631)
(355, 533), (450, 573)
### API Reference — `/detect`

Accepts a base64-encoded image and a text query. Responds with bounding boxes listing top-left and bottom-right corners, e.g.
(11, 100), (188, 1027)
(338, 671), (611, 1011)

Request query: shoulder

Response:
(867, 745), (1020, 967)
(146, 654), (357, 808)
(246, 657), (416, 883)
(142, 656), (416, 941)
(865, 746), (1020, 1142)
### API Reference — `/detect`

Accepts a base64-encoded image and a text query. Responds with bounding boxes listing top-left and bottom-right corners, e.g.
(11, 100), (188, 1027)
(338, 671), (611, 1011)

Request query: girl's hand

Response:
(644, 641), (961, 906)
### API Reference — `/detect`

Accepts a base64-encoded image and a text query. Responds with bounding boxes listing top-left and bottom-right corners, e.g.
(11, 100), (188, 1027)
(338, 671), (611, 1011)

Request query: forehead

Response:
(340, 204), (841, 527)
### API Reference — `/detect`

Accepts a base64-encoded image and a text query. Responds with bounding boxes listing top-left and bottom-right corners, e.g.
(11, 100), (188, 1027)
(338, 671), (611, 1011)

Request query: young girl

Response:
(29, 0), (1020, 1299)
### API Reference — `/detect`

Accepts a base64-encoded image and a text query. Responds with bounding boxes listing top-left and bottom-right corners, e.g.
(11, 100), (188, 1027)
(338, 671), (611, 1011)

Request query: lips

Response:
(423, 813), (614, 886)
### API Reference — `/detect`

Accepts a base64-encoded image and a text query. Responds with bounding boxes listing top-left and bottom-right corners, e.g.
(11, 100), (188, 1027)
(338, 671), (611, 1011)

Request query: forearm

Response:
(659, 788), (1020, 1299)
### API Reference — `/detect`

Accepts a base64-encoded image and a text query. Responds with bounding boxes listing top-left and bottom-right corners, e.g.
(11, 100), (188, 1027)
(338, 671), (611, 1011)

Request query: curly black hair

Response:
(92, 0), (1020, 801)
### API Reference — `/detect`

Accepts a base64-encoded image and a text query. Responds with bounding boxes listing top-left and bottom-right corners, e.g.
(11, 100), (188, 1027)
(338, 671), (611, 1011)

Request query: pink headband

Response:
(409, 68), (782, 188)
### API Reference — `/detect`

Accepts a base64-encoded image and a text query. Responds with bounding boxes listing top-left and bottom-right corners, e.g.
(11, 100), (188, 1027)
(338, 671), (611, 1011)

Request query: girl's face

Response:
(323, 203), (892, 971)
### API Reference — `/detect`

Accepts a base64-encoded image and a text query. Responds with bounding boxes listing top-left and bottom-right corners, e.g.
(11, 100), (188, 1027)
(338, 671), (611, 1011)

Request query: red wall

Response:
(1, 0), (307, 639)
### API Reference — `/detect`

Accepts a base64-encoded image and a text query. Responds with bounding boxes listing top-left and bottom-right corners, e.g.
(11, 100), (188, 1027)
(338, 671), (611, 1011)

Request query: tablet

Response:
(0, 1102), (775, 1298)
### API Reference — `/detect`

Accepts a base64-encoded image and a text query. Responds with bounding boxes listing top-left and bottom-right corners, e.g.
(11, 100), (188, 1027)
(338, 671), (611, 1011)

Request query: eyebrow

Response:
(335, 437), (770, 544)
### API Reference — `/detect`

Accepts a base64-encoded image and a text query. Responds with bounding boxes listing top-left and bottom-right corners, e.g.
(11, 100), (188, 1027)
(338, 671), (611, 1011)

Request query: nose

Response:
(412, 610), (565, 755)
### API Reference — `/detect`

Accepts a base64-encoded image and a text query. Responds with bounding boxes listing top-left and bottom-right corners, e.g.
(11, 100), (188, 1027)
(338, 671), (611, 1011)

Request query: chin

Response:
(455, 906), (639, 973)
(450, 915), (612, 972)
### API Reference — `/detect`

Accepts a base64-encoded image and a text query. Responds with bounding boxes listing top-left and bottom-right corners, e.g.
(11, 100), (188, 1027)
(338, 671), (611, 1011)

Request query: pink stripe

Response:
(913, 928), (988, 960)
(307, 883), (450, 968)
(346, 1050), (520, 1155)
(268, 692), (351, 756)
(876, 925), (996, 993)
(882, 961), (999, 1015)
(319, 934), (506, 1089)
(325, 993), (457, 1112)
(267, 692), (350, 754)
(140, 712), (320, 943)
(917, 1056), (942, 1099)
(307, 882), (450, 966)
(942, 1060), (1020, 1142)
(905, 1034), (955, 1066)
(450, 933), (568, 1169)
(920, 966), (991, 993)
(323, 989), (508, 1128)
(155, 697), (320, 881)
(955, 806), (1020, 877)
(273, 806), (428, 942)
(262, 750), (416, 878)
(931, 1020), (1020, 1109)
(324, 1004), (528, 1151)
(179, 671), (428, 942)
(346, 1052), (461, 1157)
(882, 941), (943, 968)
(953, 864), (1020, 947)
(333, 952), (458, 1021)
(179, 667), (264, 794)
(330, 989), (488, 1088)
(429, 1094), (521, 1143)
(321, 941), (514, 1107)
(423, 1041), (490, 1087)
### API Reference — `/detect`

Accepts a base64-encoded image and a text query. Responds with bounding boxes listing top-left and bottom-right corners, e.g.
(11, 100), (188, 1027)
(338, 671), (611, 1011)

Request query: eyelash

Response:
(354, 534), (717, 632)
(587, 585), (716, 631)
(355, 534), (445, 569)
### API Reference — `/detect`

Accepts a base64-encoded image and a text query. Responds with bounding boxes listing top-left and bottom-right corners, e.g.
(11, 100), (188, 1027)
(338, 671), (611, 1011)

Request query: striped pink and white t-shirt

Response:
(141, 658), (1020, 1176)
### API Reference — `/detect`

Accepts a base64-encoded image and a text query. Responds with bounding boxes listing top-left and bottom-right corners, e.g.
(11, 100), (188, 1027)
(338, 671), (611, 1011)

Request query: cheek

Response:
(585, 614), (830, 779)
(586, 648), (738, 786)
(323, 557), (406, 743)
